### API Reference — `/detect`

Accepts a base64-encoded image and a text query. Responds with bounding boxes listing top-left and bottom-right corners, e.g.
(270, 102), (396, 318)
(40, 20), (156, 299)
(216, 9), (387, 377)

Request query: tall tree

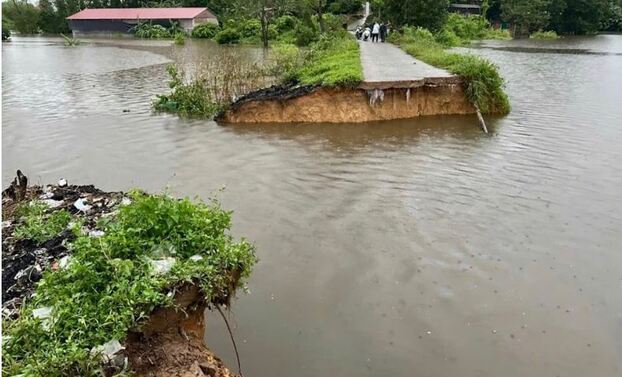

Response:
(383, 0), (450, 31)
(2, 0), (41, 34)
(501, 0), (552, 36)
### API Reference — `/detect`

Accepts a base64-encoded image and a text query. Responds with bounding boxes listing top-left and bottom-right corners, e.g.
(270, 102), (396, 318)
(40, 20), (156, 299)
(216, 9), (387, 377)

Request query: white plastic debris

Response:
(91, 339), (125, 366)
(42, 199), (64, 208)
(121, 197), (132, 206)
(74, 198), (92, 212)
(189, 255), (203, 262)
(150, 258), (176, 275)
(40, 187), (54, 199)
(32, 306), (53, 330)
(58, 178), (67, 187)
(89, 230), (105, 238)
(2, 221), (12, 229)
(59, 256), (71, 269)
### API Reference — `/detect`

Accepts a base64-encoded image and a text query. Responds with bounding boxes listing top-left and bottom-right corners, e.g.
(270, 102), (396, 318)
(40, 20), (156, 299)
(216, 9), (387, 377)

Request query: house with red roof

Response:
(67, 8), (217, 37)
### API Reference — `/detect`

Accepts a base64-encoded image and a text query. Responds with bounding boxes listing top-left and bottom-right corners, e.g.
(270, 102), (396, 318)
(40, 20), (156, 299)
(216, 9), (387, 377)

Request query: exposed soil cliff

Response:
(217, 80), (476, 124)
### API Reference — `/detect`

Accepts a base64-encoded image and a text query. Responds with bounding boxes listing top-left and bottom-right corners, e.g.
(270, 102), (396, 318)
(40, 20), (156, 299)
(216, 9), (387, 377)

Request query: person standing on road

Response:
(372, 22), (380, 42)
(379, 22), (387, 42)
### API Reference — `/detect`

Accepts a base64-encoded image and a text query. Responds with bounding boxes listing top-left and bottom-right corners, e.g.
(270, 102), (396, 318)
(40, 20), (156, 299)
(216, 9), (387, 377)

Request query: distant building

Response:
(449, 3), (482, 15)
(67, 8), (217, 37)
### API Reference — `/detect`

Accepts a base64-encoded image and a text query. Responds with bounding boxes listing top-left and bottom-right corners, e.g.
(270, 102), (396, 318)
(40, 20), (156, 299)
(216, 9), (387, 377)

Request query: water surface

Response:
(3, 35), (622, 377)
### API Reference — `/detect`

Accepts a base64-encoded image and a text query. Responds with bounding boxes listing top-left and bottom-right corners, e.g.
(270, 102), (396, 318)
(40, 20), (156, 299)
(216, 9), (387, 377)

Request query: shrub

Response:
(274, 15), (299, 32)
(239, 19), (261, 38)
(530, 30), (559, 40)
(191, 22), (219, 38)
(155, 65), (223, 117)
(270, 43), (303, 79)
(294, 24), (318, 47)
(132, 22), (171, 38)
(215, 28), (241, 44)
(174, 33), (185, 45)
(437, 13), (511, 46)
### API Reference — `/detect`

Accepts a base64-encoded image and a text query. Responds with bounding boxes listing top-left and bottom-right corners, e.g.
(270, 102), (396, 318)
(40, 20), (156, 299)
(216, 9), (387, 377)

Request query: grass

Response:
(290, 33), (363, 87)
(530, 30), (560, 40)
(437, 13), (511, 47)
(389, 28), (510, 115)
(13, 201), (72, 244)
(3, 191), (256, 376)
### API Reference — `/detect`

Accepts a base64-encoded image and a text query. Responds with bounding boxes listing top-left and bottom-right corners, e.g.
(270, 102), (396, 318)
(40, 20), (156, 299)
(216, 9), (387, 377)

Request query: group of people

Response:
(355, 22), (389, 43)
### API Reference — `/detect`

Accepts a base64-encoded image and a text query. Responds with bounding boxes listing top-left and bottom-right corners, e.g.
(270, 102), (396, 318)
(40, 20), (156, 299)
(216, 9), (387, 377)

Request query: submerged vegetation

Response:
(154, 55), (271, 118)
(530, 30), (560, 40)
(389, 27), (510, 115)
(3, 189), (256, 376)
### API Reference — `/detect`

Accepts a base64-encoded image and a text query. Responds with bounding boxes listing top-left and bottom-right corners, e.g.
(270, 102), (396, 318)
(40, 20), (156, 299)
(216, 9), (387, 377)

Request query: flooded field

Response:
(3, 35), (622, 377)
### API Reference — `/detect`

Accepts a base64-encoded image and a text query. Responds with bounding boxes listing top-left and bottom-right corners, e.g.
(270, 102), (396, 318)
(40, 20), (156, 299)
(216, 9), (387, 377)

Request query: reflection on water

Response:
(3, 35), (622, 377)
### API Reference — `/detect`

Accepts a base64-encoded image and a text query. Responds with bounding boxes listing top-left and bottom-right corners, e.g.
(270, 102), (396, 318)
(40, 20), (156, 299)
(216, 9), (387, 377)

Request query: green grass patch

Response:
(437, 13), (511, 47)
(390, 29), (510, 115)
(530, 30), (560, 40)
(3, 192), (256, 376)
(13, 201), (72, 244)
(291, 33), (363, 87)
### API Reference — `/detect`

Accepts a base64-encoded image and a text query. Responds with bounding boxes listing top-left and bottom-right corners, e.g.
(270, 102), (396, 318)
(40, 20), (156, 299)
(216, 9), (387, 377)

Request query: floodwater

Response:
(3, 35), (622, 377)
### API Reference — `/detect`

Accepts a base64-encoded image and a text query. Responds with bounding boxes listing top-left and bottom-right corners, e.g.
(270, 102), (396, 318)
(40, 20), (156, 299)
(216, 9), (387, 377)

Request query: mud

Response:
(126, 285), (235, 377)
(218, 82), (476, 123)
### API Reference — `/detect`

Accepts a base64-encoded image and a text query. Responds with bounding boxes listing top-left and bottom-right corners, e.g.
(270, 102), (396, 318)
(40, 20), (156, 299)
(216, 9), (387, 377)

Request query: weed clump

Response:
(13, 201), (71, 244)
(2, 191), (256, 376)
(390, 28), (510, 115)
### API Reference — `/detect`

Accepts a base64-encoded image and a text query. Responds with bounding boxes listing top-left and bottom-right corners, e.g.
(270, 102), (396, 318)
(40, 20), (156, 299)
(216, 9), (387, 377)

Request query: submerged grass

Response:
(390, 28), (510, 115)
(530, 30), (560, 40)
(3, 191), (256, 376)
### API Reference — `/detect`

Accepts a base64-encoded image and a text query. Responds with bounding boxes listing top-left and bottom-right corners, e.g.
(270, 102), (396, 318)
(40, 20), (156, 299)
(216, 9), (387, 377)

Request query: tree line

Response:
(1, 0), (362, 35)
(373, 0), (621, 36)
(2, 0), (621, 37)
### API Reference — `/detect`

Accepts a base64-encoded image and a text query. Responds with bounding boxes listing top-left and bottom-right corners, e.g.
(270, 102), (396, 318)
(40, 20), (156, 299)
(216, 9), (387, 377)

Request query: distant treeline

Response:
(370, 0), (622, 36)
(1, 0), (362, 35)
(3, 0), (621, 38)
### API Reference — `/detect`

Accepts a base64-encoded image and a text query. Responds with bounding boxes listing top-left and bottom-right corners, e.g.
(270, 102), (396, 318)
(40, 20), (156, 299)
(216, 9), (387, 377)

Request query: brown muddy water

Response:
(3, 35), (622, 377)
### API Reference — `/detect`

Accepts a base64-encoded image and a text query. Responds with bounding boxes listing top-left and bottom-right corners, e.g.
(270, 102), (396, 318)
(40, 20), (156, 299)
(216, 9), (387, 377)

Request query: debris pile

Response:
(2, 174), (124, 319)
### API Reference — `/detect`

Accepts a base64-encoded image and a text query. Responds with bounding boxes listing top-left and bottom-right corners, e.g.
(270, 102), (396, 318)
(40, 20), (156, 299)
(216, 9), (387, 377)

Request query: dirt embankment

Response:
(217, 79), (476, 123)
(2, 172), (236, 377)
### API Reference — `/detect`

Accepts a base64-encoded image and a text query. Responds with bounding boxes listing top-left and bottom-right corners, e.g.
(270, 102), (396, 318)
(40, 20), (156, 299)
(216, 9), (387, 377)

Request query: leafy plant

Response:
(13, 201), (71, 244)
(215, 28), (241, 44)
(131, 21), (171, 38)
(174, 32), (185, 45)
(191, 22), (220, 38)
(60, 33), (80, 46)
(3, 192), (256, 376)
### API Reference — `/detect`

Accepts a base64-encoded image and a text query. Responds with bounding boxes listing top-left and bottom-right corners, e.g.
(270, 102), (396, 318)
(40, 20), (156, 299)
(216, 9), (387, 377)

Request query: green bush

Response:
(174, 33), (185, 45)
(215, 28), (241, 44)
(239, 19), (261, 38)
(3, 192), (256, 376)
(436, 13), (511, 46)
(274, 15), (299, 32)
(294, 23), (318, 47)
(530, 30), (559, 40)
(132, 22), (171, 38)
(328, 0), (362, 14)
(191, 22), (220, 38)
(390, 30), (510, 115)
(154, 65), (223, 117)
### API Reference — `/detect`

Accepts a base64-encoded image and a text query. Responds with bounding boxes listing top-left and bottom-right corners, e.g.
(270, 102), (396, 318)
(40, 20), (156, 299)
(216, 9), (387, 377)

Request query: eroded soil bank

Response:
(2, 173), (236, 377)
(217, 80), (476, 123)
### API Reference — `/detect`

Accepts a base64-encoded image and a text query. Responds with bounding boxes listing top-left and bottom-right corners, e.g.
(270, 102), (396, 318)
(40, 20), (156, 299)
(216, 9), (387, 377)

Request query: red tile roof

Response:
(67, 8), (215, 21)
